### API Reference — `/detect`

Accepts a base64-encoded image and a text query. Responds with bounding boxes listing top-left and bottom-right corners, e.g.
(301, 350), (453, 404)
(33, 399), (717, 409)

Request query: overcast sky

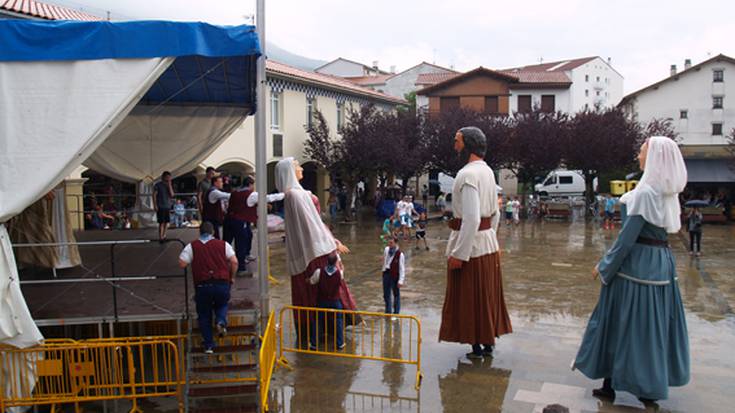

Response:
(56, 0), (735, 94)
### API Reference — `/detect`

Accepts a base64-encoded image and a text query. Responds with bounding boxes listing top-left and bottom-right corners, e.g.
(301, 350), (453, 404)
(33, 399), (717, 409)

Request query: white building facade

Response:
(620, 54), (735, 188)
(202, 60), (403, 207)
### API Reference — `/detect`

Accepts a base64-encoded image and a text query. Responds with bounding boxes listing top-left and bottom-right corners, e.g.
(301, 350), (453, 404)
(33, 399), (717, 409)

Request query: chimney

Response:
(372, 60), (379, 70)
(670, 64), (677, 76)
(684, 59), (692, 70)
(390, 65), (396, 74)
(607, 57), (611, 65)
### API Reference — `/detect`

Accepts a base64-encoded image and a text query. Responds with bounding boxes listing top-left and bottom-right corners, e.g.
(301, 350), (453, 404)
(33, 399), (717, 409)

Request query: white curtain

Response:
(52, 185), (78, 269)
(84, 105), (247, 182)
(0, 57), (173, 348)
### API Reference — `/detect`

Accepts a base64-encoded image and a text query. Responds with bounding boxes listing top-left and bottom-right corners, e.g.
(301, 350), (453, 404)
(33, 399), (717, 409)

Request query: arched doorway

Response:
(218, 160), (254, 190)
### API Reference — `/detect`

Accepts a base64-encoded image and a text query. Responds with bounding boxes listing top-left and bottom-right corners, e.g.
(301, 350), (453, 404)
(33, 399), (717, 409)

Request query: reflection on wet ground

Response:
(267, 215), (735, 412)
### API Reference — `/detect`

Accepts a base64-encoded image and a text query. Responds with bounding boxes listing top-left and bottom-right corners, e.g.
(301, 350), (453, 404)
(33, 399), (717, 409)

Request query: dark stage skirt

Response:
(439, 252), (512, 345)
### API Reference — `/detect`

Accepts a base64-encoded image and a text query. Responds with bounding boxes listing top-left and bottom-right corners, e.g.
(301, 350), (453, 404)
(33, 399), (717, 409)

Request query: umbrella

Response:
(684, 200), (709, 208)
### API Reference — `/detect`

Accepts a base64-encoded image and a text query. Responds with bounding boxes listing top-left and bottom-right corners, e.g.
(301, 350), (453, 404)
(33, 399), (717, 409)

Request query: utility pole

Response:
(254, 0), (269, 329)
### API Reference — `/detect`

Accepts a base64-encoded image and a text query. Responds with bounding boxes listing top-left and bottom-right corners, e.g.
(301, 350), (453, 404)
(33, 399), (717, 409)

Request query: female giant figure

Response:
(573, 136), (690, 405)
(275, 158), (358, 328)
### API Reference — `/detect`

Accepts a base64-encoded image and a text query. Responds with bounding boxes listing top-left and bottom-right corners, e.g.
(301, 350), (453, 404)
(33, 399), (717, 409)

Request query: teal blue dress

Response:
(573, 204), (690, 400)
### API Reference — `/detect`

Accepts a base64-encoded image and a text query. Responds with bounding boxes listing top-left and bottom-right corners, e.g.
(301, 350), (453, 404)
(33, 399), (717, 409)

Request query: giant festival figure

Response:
(439, 126), (513, 359)
(275, 157), (358, 337)
(573, 136), (690, 405)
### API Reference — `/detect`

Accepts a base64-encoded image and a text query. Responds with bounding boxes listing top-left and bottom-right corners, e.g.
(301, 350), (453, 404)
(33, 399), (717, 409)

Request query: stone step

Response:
(188, 383), (257, 398)
(191, 343), (256, 354)
(191, 362), (257, 374)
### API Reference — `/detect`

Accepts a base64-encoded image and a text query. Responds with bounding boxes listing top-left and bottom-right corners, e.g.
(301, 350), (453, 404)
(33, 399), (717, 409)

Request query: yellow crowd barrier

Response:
(277, 306), (423, 390)
(259, 311), (277, 412)
(0, 339), (183, 413)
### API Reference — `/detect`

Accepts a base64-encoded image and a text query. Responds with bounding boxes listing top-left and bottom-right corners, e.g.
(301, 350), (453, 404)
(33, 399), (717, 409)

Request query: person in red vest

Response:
(178, 221), (238, 354)
(382, 237), (405, 316)
(202, 175), (230, 239)
(223, 176), (284, 275)
(308, 252), (345, 350)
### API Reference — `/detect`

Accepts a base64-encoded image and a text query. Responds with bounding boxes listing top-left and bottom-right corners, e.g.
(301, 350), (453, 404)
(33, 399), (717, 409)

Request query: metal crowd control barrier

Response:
(259, 311), (277, 413)
(277, 306), (423, 390)
(0, 339), (183, 413)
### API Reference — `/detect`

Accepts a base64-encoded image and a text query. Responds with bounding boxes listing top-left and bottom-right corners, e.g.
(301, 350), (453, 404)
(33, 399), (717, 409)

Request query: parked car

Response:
(534, 170), (597, 198)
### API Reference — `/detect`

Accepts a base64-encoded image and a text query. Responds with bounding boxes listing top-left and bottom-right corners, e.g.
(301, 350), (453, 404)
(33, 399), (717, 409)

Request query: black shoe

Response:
(216, 323), (227, 337)
(465, 351), (483, 360)
(592, 378), (615, 400)
(482, 345), (494, 356)
(638, 397), (658, 406)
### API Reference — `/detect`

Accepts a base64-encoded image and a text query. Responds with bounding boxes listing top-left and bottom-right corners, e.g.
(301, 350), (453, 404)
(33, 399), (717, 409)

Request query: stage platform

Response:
(18, 227), (258, 327)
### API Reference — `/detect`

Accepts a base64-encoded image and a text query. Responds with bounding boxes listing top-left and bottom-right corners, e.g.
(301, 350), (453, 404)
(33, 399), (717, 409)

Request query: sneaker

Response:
(245, 255), (257, 262)
(216, 323), (227, 337)
(390, 316), (398, 321)
(338, 343), (346, 350)
(482, 345), (494, 356)
(696, 252), (701, 257)
(425, 246), (430, 251)
(308, 343), (317, 351)
(465, 352), (483, 360)
(204, 348), (214, 355)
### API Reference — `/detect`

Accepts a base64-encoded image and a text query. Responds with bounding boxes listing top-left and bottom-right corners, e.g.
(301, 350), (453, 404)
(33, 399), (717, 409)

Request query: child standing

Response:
(308, 252), (345, 350)
(173, 199), (186, 228)
(511, 196), (521, 225)
(505, 197), (513, 225)
(382, 237), (405, 316)
(415, 213), (429, 250)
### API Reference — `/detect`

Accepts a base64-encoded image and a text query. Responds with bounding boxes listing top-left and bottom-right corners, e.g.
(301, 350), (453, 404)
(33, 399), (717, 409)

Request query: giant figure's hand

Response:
(592, 264), (600, 280)
(447, 256), (464, 271)
(336, 240), (350, 255)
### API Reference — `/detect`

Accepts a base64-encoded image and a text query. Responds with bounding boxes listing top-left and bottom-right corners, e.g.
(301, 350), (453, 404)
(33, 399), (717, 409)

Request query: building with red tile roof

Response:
(415, 56), (623, 115)
(0, 0), (100, 21)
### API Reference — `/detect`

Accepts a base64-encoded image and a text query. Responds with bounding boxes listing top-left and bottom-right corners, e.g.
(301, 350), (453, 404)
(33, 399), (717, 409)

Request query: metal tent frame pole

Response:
(255, 0), (269, 330)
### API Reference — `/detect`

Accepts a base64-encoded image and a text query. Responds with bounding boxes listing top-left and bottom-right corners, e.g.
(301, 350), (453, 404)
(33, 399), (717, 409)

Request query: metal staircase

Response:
(185, 308), (260, 413)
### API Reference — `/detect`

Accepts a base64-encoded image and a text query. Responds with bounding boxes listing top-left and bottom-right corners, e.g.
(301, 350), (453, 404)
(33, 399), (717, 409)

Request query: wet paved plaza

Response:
(266, 215), (735, 413)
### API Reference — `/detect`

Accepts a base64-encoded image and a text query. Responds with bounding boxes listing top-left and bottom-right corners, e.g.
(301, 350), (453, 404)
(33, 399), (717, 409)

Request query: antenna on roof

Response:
(539, 57), (544, 63)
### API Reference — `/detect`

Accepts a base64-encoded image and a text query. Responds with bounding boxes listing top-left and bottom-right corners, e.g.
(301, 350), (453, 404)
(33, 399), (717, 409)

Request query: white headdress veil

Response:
(275, 157), (336, 275)
(620, 136), (687, 233)
(275, 157), (303, 192)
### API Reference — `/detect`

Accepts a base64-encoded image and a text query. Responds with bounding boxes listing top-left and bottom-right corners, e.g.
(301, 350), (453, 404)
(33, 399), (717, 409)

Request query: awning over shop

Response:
(685, 159), (735, 183)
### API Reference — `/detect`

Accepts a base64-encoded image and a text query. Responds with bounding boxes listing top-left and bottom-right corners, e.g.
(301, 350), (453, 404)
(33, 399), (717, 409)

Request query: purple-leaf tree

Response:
(565, 107), (640, 209)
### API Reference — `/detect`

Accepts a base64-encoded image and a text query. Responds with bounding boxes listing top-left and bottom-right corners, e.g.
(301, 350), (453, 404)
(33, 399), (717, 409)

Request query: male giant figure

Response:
(439, 126), (512, 359)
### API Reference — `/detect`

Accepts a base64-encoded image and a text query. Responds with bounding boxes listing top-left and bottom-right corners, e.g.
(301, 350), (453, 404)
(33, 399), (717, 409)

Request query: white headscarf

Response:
(275, 157), (303, 192)
(620, 136), (687, 233)
(275, 157), (336, 275)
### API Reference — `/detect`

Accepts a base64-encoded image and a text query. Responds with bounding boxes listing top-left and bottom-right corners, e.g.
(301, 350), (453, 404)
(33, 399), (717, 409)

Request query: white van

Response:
(534, 170), (591, 197)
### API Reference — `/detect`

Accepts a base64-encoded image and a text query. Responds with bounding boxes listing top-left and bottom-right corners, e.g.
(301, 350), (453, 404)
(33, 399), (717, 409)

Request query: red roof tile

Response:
(498, 70), (571, 85)
(1, 0), (100, 21)
(266, 60), (405, 104)
(416, 69), (570, 88)
(501, 56), (598, 73)
(344, 74), (392, 86)
(416, 72), (459, 85)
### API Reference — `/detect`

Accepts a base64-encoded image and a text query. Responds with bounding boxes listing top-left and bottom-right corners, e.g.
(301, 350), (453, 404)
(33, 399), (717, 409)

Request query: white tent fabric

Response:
(52, 185), (78, 269)
(84, 105), (247, 183)
(0, 57), (173, 348)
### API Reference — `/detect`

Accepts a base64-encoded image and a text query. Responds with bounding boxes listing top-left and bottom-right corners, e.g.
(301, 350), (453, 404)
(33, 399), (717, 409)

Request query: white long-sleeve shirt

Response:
(208, 188), (231, 203)
(382, 247), (406, 285)
(308, 266), (344, 285)
(446, 160), (500, 261)
(246, 191), (285, 207)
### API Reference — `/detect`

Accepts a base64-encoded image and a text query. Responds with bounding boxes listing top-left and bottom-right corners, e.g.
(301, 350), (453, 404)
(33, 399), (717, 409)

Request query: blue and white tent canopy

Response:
(0, 20), (261, 348)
